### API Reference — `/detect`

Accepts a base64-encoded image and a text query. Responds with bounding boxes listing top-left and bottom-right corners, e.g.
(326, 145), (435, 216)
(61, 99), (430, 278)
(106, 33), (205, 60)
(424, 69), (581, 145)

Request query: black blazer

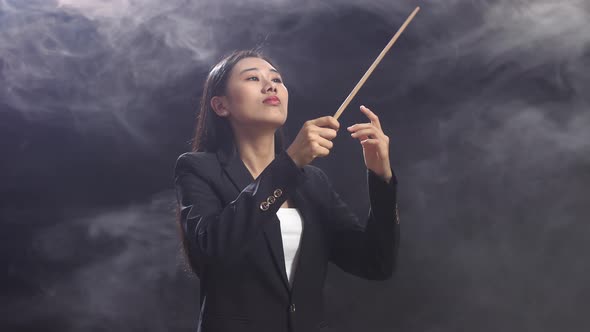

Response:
(174, 147), (400, 332)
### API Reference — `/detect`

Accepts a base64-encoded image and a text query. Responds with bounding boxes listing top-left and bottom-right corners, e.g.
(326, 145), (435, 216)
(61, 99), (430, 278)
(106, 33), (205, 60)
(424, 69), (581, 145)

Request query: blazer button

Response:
(273, 189), (283, 198)
(260, 201), (270, 211)
(267, 195), (276, 205)
(395, 204), (400, 224)
(289, 303), (296, 312)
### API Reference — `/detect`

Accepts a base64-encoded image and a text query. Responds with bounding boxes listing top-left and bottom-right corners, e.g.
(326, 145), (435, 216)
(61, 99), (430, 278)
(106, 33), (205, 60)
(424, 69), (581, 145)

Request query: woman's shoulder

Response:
(174, 151), (218, 175)
(176, 150), (216, 161)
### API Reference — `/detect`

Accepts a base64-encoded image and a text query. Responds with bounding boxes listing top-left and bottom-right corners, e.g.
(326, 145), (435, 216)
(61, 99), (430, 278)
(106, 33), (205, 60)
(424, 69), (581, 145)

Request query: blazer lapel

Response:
(216, 148), (291, 291)
(287, 187), (316, 293)
(265, 216), (291, 291)
(217, 147), (253, 192)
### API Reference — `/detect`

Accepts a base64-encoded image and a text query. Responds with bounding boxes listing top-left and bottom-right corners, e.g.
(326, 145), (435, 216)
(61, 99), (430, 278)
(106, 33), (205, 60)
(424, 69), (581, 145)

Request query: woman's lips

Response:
(263, 96), (281, 105)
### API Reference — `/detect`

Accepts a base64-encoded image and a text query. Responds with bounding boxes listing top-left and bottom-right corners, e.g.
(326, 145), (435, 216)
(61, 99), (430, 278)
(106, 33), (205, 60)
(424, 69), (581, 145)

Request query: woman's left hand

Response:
(347, 105), (393, 183)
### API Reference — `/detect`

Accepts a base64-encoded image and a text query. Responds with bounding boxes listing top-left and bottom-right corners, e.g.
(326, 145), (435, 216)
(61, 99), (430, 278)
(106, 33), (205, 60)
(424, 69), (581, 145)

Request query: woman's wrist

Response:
(382, 170), (393, 184)
(370, 168), (393, 184)
(286, 148), (304, 168)
(382, 174), (392, 184)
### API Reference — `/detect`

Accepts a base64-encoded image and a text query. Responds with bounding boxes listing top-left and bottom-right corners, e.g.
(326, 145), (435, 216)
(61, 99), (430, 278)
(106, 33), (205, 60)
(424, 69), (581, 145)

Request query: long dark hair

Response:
(178, 49), (288, 275)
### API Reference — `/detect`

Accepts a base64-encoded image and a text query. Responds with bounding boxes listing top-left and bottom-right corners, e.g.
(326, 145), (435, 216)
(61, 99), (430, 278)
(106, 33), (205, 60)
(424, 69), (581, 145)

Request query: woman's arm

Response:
(321, 167), (400, 280)
(174, 150), (305, 269)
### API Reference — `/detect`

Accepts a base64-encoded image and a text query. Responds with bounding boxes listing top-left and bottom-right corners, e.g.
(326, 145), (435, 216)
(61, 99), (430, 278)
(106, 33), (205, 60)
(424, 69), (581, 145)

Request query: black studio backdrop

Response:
(1, 0), (589, 331)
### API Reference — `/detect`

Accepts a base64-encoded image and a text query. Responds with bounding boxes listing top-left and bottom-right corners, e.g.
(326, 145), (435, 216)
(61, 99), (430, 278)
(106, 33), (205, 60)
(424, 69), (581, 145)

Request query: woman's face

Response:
(214, 57), (288, 130)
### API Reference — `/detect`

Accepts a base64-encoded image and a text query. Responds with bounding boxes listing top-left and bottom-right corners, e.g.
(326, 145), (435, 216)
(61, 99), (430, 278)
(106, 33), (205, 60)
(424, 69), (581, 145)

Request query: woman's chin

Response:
(259, 113), (287, 128)
(266, 118), (287, 129)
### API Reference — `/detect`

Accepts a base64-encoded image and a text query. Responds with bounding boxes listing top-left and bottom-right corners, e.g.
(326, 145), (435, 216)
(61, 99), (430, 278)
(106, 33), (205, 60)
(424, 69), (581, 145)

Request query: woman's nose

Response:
(263, 79), (277, 92)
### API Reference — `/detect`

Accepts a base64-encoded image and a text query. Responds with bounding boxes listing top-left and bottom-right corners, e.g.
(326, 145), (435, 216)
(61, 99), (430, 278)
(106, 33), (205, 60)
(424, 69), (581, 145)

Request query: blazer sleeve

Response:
(321, 167), (400, 280)
(174, 150), (306, 269)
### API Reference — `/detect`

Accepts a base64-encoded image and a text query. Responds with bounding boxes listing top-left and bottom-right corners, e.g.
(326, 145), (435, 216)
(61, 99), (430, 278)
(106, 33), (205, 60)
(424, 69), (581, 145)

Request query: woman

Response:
(174, 49), (399, 332)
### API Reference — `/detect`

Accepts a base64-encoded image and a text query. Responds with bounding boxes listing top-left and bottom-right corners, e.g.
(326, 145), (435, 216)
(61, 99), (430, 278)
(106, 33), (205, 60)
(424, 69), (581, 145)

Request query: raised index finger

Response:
(360, 105), (382, 131)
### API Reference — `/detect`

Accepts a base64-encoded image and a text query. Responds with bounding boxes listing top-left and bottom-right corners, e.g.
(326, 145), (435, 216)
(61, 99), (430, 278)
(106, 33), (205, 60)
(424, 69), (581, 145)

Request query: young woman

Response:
(174, 49), (400, 332)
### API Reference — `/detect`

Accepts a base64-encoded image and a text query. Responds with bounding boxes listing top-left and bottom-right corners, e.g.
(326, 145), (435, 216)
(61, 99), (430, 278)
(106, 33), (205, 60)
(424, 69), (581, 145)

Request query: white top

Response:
(276, 208), (304, 287)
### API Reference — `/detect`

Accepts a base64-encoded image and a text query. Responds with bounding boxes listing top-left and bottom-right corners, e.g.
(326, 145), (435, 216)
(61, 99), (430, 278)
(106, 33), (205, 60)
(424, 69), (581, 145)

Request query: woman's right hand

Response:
(286, 116), (340, 168)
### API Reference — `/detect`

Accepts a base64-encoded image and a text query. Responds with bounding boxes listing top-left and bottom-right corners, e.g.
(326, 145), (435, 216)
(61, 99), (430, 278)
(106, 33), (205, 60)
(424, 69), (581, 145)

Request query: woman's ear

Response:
(211, 96), (229, 117)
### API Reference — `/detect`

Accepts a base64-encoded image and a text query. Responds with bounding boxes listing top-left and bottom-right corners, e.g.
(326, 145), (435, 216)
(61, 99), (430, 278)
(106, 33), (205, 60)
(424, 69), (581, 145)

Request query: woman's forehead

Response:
(233, 57), (276, 73)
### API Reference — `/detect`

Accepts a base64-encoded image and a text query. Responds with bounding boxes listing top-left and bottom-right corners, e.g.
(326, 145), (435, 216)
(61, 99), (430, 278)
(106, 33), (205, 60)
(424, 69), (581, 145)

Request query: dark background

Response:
(1, 0), (589, 331)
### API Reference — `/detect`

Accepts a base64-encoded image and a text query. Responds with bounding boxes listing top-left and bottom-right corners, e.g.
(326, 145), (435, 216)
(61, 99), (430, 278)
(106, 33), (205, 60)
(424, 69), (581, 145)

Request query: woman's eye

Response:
(245, 76), (282, 83)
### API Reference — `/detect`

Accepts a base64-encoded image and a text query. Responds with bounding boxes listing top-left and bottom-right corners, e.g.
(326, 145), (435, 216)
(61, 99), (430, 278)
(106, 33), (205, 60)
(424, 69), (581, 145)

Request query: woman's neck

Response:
(233, 129), (276, 179)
